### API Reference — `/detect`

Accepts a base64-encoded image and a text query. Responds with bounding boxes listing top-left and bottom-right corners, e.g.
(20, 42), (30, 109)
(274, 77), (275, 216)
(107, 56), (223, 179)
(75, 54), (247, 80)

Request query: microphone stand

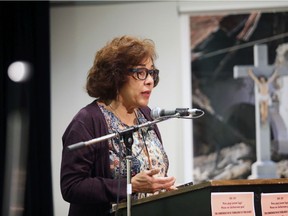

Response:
(68, 117), (170, 151)
(67, 116), (174, 216)
(121, 130), (134, 216)
(67, 110), (205, 215)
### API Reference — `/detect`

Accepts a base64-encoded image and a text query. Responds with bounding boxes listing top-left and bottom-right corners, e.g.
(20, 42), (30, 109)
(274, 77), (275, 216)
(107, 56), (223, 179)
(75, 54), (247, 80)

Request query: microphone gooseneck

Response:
(150, 107), (204, 120)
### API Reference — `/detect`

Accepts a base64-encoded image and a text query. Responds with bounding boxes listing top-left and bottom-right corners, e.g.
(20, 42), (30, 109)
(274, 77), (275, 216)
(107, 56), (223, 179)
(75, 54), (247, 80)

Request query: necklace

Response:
(108, 104), (137, 126)
(108, 103), (152, 169)
(108, 104), (119, 117)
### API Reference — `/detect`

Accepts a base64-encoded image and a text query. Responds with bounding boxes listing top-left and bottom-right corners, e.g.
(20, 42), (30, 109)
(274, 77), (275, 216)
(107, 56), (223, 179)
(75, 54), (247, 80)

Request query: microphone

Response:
(150, 107), (204, 119)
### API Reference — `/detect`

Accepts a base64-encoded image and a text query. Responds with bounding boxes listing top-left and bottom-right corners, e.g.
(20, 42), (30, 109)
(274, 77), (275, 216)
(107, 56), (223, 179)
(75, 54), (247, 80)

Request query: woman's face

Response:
(118, 57), (156, 111)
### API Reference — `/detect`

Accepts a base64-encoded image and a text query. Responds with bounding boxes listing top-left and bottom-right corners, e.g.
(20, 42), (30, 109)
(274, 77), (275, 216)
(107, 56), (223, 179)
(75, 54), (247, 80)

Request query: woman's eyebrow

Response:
(136, 64), (155, 67)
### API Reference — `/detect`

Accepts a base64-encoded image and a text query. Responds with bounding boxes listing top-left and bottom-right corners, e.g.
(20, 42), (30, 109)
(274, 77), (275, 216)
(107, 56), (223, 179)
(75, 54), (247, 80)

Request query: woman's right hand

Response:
(131, 169), (176, 193)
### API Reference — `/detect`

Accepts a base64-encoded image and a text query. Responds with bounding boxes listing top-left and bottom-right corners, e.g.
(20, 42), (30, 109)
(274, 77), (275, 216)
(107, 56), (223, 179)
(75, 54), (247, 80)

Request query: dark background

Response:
(0, 2), (53, 215)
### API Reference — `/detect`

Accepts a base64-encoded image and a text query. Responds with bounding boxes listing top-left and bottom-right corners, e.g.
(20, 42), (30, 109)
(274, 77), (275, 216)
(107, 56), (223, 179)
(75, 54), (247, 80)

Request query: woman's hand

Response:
(131, 169), (176, 193)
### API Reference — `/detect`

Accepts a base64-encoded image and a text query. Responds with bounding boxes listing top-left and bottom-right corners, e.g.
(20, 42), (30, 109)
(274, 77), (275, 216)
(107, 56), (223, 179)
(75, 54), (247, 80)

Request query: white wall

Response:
(50, 1), (288, 215)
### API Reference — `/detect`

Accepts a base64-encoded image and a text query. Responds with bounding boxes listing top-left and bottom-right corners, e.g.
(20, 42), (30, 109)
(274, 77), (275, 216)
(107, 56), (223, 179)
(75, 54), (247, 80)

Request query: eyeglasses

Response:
(128, 68), (159, 82)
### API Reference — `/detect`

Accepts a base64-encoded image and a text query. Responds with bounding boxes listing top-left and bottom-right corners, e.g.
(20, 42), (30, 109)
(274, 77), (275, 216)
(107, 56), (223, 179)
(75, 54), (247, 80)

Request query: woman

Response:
(60, 35), (176, 216)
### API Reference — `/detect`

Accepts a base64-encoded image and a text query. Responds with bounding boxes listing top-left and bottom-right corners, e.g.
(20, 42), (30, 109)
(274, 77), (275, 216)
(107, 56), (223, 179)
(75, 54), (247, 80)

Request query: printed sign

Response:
(261, 193), (288, 216)
(211, 192), (255, 216)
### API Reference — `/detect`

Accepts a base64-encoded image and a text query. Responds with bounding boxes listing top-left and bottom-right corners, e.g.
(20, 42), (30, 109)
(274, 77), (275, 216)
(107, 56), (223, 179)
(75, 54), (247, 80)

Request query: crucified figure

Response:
(248, 68), (278, 124)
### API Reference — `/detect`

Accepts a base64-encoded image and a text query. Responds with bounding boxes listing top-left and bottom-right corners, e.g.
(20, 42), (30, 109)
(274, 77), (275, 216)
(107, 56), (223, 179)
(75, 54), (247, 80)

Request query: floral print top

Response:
(98, 103), (169, 198)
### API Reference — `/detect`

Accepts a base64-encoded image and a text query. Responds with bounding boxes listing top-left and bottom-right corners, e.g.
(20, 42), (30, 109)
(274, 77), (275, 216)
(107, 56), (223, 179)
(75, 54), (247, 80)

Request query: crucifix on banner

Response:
(233, 44), (288, 179)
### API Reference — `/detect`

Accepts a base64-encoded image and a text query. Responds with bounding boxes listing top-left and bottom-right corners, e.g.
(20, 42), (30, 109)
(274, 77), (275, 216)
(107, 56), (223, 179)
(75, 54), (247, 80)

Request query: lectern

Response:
(112, 178), (288, 216)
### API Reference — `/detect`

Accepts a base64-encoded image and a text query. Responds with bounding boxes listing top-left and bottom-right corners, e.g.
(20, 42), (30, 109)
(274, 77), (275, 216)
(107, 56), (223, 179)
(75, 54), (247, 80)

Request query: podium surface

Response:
(112, 178), (288, 216)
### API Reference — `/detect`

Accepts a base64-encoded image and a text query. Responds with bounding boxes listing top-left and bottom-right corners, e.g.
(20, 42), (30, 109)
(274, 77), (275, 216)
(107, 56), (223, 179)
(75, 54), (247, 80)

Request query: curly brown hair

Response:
(86, 35), (159, 103)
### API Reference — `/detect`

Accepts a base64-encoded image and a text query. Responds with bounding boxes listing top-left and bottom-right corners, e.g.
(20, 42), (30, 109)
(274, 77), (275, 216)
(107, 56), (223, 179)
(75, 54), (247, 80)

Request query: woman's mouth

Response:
(142, 91), (151, 98)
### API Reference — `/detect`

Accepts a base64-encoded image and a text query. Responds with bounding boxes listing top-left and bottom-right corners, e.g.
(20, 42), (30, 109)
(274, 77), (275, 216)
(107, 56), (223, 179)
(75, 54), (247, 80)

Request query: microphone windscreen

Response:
(150, 107), (162, 120)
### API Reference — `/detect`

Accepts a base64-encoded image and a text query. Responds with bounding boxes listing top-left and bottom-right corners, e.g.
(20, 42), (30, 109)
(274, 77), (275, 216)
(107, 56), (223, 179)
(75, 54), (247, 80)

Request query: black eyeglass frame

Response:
(128, 68), (159, 82)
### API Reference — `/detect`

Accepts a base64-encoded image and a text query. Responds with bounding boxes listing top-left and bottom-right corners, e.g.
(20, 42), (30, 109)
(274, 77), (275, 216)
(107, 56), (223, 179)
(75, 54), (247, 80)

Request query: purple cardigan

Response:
(61, 100), (162, 216)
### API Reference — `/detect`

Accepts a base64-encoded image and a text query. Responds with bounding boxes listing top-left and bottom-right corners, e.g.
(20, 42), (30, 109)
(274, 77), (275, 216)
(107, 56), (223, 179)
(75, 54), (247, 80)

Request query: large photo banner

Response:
(191, 11), (288, 183)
